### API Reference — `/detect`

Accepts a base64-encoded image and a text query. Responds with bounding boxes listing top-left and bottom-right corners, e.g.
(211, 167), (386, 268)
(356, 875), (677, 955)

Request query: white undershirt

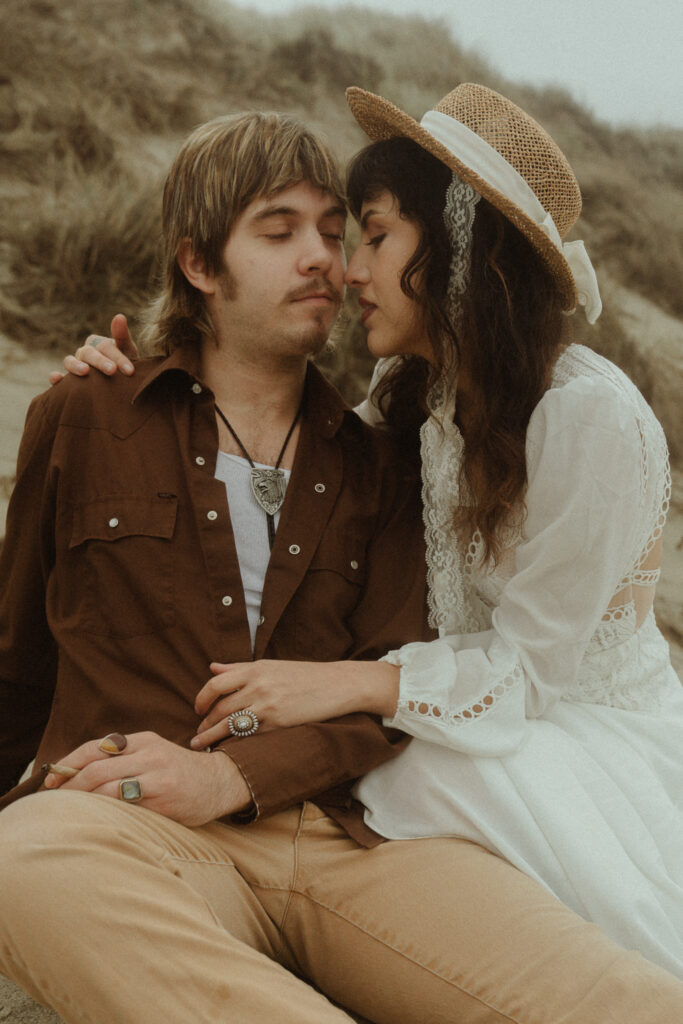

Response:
(214, 451), (290, 648)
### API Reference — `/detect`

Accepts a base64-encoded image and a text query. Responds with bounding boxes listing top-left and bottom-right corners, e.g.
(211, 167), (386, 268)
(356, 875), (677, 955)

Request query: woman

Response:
(205, 84), (683, 976)
(65, 84), (683, 975)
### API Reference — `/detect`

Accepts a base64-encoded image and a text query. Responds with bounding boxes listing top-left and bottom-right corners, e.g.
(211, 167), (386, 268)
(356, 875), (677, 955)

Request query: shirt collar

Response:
(131, 346), (350, 440)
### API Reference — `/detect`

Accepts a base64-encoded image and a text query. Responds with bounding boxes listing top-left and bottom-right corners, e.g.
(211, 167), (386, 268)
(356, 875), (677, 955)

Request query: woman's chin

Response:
(366, 334), (405, 360)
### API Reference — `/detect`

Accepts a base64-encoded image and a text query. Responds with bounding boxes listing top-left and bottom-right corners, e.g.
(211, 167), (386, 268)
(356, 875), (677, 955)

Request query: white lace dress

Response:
(355, 344), (683, 978)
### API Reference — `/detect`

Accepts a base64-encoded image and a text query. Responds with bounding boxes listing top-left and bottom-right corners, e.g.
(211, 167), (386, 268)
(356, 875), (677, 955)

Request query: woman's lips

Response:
(359, 300), (376, 324)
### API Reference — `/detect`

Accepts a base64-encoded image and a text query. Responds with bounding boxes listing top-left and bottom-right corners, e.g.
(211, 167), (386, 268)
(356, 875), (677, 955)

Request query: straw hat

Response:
(346, 83), (601, 320)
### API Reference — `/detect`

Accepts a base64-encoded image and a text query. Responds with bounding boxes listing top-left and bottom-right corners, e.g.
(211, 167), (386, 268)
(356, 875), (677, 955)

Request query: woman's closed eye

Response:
(365, 233), (386, 248)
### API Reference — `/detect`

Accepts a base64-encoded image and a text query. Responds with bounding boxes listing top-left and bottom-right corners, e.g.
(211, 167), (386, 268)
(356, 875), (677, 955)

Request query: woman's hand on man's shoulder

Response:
(49, 313), (138, 385)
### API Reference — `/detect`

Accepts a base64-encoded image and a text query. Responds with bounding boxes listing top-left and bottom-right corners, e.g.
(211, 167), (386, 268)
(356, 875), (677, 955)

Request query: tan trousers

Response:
(1, 790), (682, 1024)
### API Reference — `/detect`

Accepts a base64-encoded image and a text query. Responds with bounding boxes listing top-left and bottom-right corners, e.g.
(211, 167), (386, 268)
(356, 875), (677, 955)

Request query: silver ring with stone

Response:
(119, 777), (143, 802)
(227, 709), (260, 738)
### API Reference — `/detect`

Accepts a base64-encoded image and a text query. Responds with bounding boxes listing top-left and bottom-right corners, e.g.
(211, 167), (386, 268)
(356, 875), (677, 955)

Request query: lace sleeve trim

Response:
(394, 663), (524, 727)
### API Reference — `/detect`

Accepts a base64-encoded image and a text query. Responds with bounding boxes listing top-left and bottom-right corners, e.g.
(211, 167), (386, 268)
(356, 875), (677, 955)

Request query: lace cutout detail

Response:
(443, 174), (480, 331)
(588, 602), (637, 653)
(398, 663), (524, 726)
(569, 611), (678, 710)
(632, 568), (661, 586)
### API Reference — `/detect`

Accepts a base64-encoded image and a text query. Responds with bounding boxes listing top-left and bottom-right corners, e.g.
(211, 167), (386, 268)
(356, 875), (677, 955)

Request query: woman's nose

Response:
(345, 247), (370, 288)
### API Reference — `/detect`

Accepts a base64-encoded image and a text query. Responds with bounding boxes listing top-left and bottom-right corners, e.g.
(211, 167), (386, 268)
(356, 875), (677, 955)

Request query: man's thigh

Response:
(275, 804), (683, 1024)
(0, 792), (354, 1024)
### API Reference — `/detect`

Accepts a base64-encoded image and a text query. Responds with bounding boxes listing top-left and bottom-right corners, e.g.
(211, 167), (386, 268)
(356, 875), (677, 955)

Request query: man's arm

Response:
(0, 393), (59, 794)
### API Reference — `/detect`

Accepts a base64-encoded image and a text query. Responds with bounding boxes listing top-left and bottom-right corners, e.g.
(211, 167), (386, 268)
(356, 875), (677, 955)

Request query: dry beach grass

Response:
(0, 0), (682, 1019)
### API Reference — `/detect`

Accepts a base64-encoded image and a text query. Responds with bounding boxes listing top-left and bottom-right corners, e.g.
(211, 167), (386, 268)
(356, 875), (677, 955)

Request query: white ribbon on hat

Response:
(421, 110), (602, 323)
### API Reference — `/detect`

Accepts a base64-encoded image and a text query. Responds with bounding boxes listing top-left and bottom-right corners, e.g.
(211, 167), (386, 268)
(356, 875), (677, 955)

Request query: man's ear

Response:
(177, 239), (216, 294)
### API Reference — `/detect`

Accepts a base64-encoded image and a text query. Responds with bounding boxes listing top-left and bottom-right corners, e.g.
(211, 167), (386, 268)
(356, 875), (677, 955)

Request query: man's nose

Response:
(298, 230), (334, 275)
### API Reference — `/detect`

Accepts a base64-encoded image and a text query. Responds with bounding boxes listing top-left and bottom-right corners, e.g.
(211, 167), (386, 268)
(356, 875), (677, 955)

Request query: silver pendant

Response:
(250, 468), (287, 516)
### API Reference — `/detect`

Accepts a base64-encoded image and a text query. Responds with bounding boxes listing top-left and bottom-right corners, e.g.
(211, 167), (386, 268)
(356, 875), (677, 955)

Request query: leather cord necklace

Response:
(214, 400), (302, 550)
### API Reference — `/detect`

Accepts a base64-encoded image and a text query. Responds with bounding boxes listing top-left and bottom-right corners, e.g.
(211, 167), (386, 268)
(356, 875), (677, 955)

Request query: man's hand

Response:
(49, 314), (139, 385)
(191, 659), (400, 750)
(43, 731), (252, 826)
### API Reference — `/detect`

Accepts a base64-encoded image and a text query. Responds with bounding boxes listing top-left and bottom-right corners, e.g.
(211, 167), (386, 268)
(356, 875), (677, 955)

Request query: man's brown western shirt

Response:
(0, 347), (430, 843)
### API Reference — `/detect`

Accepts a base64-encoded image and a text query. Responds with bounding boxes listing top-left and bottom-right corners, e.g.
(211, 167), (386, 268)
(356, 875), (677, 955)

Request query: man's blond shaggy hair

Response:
(141, 111), (345, 354)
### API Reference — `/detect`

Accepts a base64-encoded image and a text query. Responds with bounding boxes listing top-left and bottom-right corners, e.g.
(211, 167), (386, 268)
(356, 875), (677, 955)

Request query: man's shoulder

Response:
(34, 357), (166, 434)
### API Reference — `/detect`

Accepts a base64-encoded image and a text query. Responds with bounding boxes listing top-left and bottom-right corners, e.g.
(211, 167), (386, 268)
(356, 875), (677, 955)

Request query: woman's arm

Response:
(191, 658), (400, 749)
(377, 374), (648, 756)
(189, 659), (401, 749)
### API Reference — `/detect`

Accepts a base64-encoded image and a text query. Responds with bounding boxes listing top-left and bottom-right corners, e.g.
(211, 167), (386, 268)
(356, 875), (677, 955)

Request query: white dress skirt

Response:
(354, 345), (683, 978)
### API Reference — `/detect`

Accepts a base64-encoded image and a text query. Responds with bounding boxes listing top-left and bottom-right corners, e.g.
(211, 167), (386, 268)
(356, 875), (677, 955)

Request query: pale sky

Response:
(229, 0), (683, 129)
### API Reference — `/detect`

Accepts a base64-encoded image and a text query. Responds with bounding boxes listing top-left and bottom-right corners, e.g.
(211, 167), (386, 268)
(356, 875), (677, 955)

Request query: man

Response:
(1, 111), (681, 1024)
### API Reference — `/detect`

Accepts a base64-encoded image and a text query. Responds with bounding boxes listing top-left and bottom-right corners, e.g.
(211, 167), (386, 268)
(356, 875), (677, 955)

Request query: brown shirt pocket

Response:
(64, 493), (178, 637)
(293, 531), (367, 658)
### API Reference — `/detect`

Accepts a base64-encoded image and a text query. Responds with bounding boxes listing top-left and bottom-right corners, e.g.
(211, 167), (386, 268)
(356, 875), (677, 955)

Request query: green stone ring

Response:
(227, 709), (260, 738)
(119, 777), (143, 802)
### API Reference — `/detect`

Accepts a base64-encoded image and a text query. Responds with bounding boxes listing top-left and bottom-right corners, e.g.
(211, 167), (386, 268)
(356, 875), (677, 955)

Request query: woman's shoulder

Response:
(535, 344), (660, 435)
(526, 345), (668, 483)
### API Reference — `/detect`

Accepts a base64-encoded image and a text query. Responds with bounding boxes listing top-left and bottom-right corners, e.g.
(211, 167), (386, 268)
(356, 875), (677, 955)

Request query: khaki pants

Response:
(0, 790), (681, 1024)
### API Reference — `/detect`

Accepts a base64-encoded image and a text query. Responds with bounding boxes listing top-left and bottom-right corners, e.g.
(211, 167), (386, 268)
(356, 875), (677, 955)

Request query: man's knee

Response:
(0, 791), (116, 896)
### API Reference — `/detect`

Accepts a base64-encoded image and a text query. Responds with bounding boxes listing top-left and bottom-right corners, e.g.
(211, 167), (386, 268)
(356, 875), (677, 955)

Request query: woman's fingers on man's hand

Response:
(191, 707), (236, 748)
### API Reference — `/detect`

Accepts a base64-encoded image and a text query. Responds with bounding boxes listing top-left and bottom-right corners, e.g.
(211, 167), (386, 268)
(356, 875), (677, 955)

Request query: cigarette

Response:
(42, 762), (79, 778)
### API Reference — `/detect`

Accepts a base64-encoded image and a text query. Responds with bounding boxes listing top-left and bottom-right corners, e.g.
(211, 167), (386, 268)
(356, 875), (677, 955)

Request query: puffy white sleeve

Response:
(382, 375), (644, 756)
(353, 358), (398, 427)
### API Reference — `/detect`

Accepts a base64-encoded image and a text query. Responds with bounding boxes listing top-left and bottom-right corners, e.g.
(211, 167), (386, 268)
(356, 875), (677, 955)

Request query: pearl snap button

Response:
(191, 382), (202, 394)
(108, 517), (119, 528)
(258, 615), (265, 626)
(350, 560), (359, 570)
(195, 456), (206, 466)
(207, 510), (218, 521)
(221, 595), (233, 607)
(289, 544), (301, 555)
(314, 483), (326, 493)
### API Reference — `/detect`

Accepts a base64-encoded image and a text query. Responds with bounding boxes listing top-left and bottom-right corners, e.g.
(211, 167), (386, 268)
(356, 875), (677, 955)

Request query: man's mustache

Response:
(287, 279), (343, 305)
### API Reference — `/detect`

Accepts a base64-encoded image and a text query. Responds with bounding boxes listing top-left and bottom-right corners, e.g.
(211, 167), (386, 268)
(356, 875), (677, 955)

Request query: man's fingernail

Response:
(190, 737), (201, 748)
(123, 362), (134, 374)
(103, 361), (115, 372)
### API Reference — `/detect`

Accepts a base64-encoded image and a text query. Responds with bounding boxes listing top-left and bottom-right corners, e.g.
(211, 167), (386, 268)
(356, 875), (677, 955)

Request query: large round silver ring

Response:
(227, 709), (260, 738)
(119, 777), (143, 802)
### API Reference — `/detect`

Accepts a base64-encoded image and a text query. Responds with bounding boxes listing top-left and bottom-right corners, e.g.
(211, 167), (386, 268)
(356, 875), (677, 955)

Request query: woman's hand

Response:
(191, 659), (400, 749)
(49, 313), (138, 385)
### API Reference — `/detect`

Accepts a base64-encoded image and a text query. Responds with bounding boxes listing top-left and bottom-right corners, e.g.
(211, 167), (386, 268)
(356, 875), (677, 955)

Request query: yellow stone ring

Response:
(227, 709), (260, 738)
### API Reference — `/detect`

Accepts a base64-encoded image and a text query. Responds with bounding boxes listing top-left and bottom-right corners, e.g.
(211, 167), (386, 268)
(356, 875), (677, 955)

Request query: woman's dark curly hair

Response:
(346, 137), (566, 564)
